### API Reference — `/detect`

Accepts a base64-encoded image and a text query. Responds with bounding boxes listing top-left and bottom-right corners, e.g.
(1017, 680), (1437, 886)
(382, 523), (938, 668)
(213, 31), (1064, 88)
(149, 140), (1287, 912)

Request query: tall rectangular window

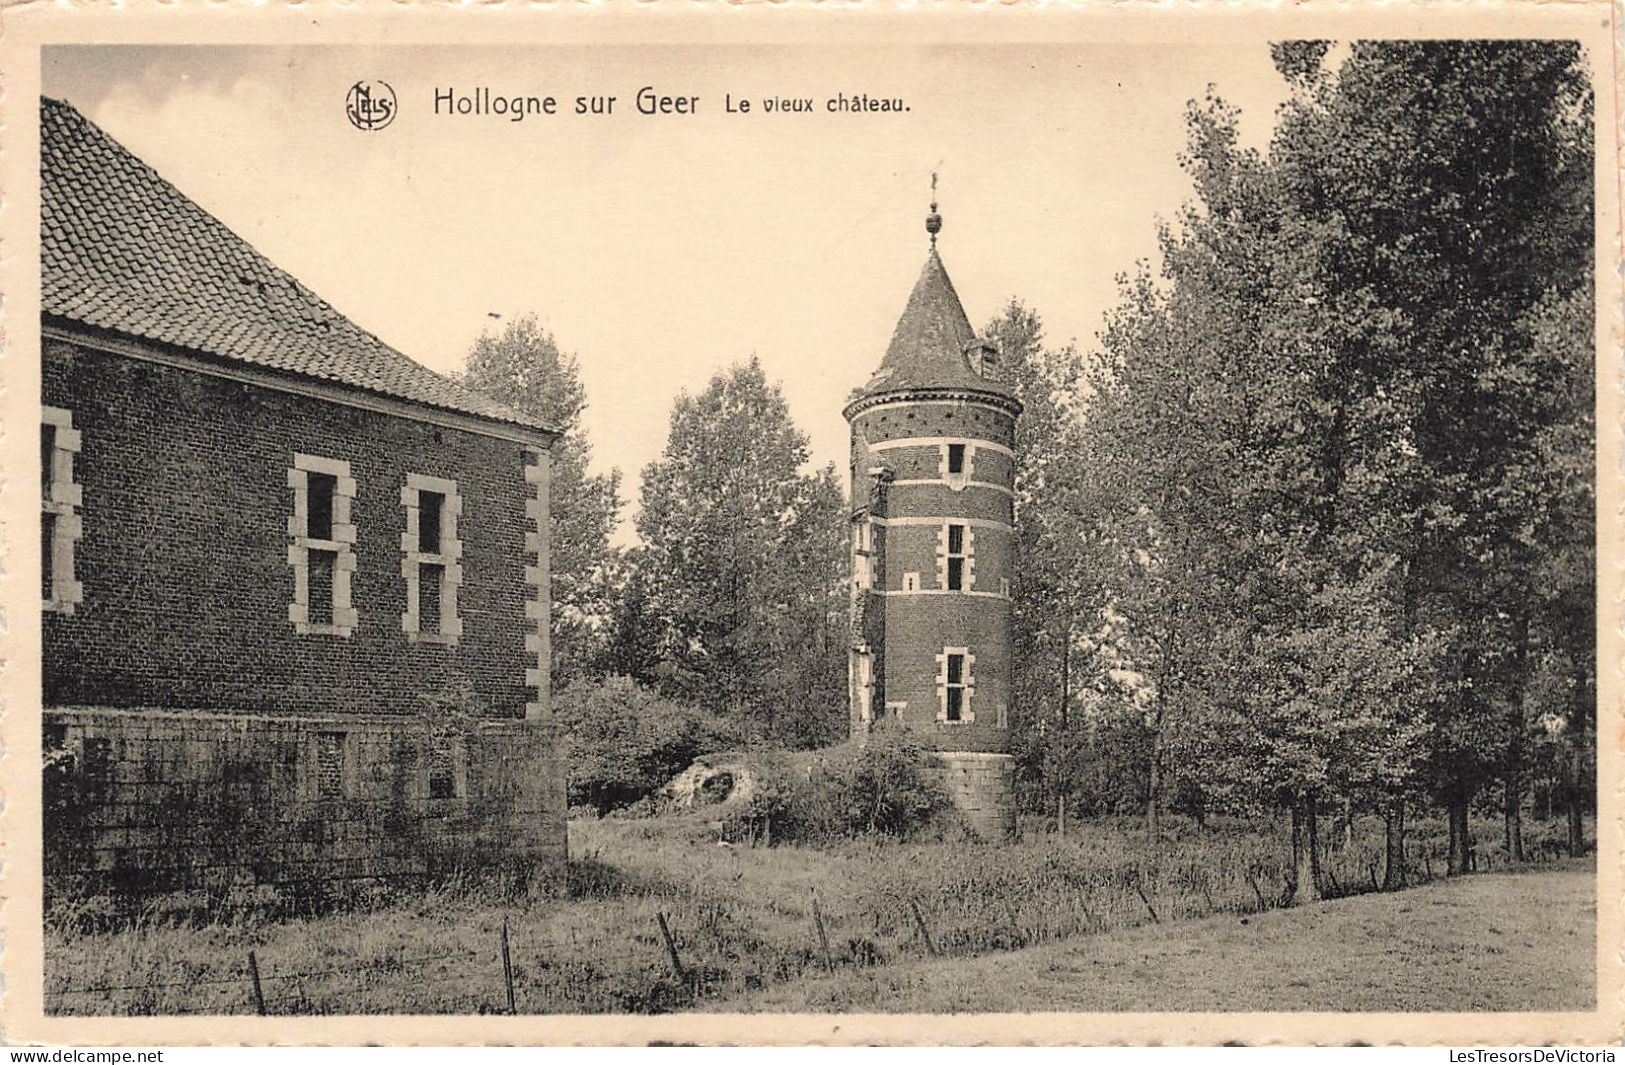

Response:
(41, 407), (83, 614)
(288, 454), (357, 636)
(402, 475), (462, 645)
(945, 523), (967, 591)
(936, 647), (976, 723)
(945, 654), (966, 721)
(947, 443), (966, 475)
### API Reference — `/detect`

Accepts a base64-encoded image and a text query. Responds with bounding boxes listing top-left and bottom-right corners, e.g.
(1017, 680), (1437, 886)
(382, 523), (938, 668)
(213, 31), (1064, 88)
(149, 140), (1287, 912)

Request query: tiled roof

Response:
(851, 246), (1016, 406)
(40, 97), (554, 435)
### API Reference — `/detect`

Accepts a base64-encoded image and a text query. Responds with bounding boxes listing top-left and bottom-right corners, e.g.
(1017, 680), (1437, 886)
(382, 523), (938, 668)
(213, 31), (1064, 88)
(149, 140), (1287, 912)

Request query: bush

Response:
(722, 732), (949, 844)
(557, 676), (729, 814)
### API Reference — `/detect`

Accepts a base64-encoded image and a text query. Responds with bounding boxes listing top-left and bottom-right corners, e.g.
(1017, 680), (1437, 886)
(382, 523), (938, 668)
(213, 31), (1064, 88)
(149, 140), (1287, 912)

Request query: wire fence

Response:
(45, 830), (1580, 1016)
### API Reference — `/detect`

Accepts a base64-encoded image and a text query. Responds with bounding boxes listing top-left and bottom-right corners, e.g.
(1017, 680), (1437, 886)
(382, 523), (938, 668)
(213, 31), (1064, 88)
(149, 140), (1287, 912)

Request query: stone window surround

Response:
(935, 647), (976, 724)
(936, 522), (976, 592)
(287, 453), (358, 637)
(851, 513), (875, 592)
(940, 440), (976, 490)
(41, 405), (84, 614)
(852, 648), (875, 726)
(400, 473), (464, 646)
(523, 449), (551, 722)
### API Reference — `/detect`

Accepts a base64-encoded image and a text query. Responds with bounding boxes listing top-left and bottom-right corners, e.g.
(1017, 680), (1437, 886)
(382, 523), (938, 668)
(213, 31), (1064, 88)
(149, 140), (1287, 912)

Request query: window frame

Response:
(401, 473), (464, 645)
(939, 441), (976, 490)
(288, 453), (358, 636)
(935, 647), (976, 723)
(938, 521), (974, 592)
(41, 406), (84, 614)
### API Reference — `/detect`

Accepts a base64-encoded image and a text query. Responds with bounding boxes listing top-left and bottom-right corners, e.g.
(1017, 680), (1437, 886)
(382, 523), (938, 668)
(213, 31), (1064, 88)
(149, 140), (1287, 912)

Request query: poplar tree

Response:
(461, 315), (624, 687)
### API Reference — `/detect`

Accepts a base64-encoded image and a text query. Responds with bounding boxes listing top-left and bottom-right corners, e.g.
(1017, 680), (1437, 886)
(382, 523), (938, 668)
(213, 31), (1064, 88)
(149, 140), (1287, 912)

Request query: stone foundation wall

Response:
(43, 707), (566, 902)
(931, 751), (1016, 840)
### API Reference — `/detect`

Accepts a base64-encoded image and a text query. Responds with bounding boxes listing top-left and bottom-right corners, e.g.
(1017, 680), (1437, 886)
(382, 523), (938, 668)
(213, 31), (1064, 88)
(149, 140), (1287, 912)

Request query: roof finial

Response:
(926, 170), (942, 247)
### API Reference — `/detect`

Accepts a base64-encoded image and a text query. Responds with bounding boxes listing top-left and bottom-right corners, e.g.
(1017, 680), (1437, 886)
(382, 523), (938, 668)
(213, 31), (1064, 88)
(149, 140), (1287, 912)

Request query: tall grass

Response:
(44, 809), (1581, 1015)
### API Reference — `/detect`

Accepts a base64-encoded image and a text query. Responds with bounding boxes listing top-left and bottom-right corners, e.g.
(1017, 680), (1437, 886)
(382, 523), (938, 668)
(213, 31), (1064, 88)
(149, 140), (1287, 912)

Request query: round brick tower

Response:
(843, 198), (1020, 840)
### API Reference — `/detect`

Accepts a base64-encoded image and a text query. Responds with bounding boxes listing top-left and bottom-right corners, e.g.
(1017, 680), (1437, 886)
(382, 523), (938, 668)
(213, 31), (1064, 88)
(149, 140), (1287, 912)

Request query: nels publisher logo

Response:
(346, 80), (397, 131)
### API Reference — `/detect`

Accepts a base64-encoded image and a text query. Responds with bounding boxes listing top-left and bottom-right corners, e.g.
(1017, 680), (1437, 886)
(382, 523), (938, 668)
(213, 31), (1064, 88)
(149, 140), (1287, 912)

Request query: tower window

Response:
(941, 523), (972, 591)
(940, 441), (975, 488)
(936, 648), (975, 723)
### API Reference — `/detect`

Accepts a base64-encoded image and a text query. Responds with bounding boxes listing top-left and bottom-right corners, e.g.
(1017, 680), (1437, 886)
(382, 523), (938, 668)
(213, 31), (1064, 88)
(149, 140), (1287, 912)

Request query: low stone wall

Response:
(931, 751), (1017, 840)
(44, 706), (566, 904)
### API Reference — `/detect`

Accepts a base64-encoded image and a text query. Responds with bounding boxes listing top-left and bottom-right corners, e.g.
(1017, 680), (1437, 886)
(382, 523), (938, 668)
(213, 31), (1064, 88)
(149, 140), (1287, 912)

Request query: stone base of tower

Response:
(931, 752), (1017, 841)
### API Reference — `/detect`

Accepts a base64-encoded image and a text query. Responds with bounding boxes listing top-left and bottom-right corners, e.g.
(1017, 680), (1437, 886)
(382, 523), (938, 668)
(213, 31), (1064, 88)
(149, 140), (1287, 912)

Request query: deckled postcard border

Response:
(0, 0), (1619, 1046)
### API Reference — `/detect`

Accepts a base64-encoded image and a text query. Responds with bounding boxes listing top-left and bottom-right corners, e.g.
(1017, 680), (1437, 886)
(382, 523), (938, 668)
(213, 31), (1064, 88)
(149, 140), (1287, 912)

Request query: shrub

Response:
(723, 732), (949, 844)
(557, 676), (729, 814)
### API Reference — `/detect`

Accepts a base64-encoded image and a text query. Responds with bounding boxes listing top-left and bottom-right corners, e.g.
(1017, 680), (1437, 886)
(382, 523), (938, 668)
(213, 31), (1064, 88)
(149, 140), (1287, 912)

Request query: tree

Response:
(1265, 41), (1594, 873)
(461, 315), (624, 687)
(634, 358), (847, 746)
(984, 301), (1106, 822)
(1083, 84), (1442, 902)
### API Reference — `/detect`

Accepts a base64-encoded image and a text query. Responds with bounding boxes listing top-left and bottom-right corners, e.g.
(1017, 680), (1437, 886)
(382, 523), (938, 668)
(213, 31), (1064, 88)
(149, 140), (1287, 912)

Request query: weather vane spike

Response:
(926, 169), (942, 247)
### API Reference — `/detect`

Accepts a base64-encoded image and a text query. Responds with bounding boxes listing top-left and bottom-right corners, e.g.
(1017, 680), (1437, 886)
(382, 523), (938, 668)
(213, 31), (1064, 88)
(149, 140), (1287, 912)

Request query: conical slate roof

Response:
(849, 246), (1015, 410)
(40, 96), (554, 436)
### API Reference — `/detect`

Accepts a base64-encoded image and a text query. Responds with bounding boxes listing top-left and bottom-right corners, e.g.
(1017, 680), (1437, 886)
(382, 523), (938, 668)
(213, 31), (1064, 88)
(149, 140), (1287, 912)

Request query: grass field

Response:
(45, 810), (1591, 1015)
(717, 861), (1597, 1013)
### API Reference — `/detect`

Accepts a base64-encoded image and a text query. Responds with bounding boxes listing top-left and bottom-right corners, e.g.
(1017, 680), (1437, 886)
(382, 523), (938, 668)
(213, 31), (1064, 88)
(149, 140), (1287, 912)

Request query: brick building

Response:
(39, 97), (566, 900)
(845, 203), (1020, 839)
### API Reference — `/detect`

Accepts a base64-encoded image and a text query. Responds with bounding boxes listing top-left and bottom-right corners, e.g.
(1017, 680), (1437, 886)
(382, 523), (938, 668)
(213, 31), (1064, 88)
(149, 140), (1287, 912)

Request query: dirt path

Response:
(716, 864), (1596, 1013)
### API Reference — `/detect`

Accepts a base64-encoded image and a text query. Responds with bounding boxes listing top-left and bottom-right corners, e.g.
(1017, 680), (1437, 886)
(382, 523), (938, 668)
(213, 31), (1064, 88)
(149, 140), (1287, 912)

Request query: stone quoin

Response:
(844, 191), (1021, 840)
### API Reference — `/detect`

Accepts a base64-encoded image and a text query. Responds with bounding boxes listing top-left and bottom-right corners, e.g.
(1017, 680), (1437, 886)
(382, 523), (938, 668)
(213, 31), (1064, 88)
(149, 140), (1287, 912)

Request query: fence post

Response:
(909, 899), (938, 957)
(1133, 881), (1161, 924)
(1247, 872), (1267, 911)
(810, 891), (834, 974)
(656, 911), (688, 983)
(247, 950), (267, 1016)
(500, 917), (517, 1014)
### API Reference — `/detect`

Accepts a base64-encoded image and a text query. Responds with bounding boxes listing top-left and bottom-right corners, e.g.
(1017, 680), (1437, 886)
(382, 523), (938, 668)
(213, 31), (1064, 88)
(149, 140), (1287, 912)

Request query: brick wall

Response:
(848, 396), (1017, 756)
(42, 338), (536, 720)
(44, 707), (566, 900)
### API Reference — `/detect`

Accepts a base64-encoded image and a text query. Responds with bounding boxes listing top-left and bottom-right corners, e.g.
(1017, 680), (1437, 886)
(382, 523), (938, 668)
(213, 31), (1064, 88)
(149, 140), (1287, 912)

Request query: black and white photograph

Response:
(3, 8), (1619, 1047)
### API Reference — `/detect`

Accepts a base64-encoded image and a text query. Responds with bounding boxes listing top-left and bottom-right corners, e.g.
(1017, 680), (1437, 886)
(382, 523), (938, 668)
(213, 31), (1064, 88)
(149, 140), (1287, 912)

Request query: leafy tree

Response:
(985, 301), (1106, 820)
(461, 315), (624, 686)
(634, 358), (846, 746)
(1265, 41), (1594, 873)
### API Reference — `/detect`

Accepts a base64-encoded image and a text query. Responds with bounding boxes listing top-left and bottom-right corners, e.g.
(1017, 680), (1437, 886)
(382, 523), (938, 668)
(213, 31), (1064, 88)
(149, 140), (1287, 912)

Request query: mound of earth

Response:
(661, 754), (757, 810)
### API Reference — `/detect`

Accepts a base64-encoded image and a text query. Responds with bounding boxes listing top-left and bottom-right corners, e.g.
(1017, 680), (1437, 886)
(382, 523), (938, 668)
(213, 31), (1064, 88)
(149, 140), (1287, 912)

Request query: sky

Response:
(44, 45), (1289, 543)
